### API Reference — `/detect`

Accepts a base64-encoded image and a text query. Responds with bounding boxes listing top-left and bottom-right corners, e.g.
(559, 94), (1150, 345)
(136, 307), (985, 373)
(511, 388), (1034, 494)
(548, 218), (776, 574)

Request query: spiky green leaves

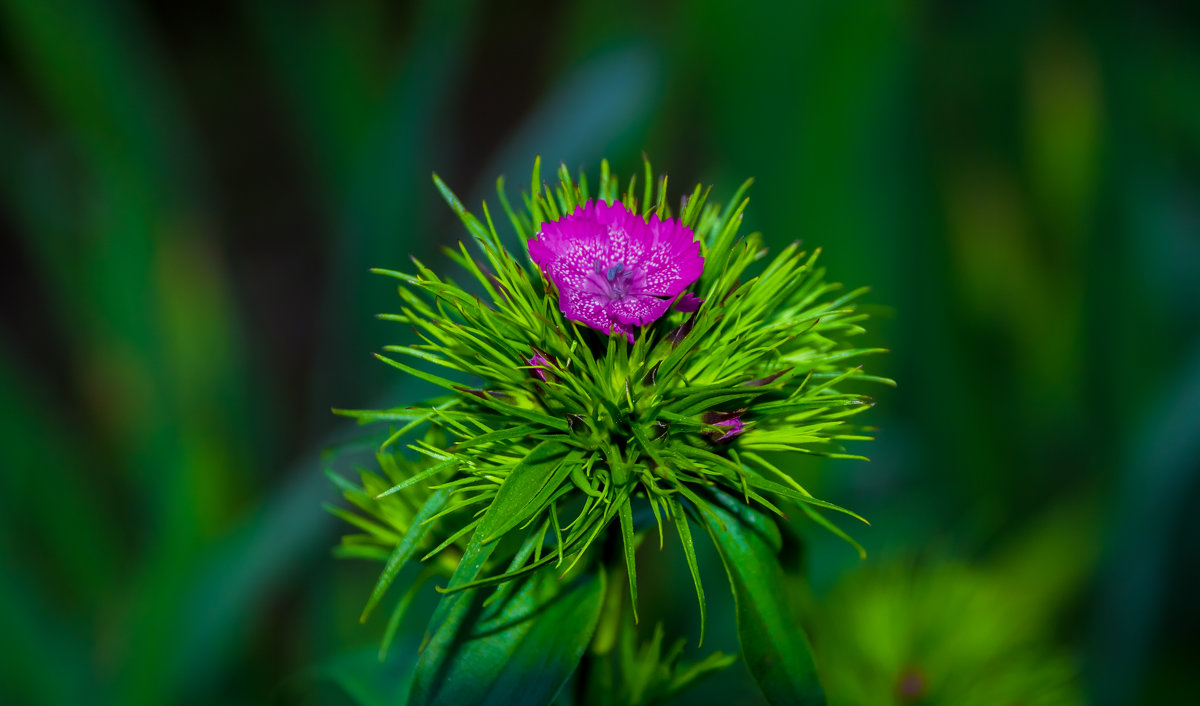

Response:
(330, 158), (890, 706)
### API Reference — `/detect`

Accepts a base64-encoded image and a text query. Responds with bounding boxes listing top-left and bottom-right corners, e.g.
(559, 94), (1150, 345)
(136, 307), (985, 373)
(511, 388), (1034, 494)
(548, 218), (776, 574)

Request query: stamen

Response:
(606, 262), (624, 282)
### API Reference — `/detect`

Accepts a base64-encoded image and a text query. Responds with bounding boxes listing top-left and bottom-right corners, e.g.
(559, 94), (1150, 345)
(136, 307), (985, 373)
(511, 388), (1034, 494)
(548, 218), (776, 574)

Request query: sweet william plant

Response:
(329, 158), (891, 706)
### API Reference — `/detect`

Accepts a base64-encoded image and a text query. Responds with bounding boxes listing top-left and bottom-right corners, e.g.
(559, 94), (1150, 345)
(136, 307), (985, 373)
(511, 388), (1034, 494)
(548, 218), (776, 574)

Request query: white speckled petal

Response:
(610, 295), (671, 326)
(556, 286), (609, 333)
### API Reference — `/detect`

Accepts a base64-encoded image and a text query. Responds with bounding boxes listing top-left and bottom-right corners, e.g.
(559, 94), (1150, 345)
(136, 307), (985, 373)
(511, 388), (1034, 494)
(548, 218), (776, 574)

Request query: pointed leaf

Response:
(361, 488), (451, 621)
(669, 495), (707, 646)
(423, 441), (570, 634)
(410, 569), (606, 706)
(484, 451), (578, 543)
(618, 496), (639, 622)
(701, 491), (825, 705)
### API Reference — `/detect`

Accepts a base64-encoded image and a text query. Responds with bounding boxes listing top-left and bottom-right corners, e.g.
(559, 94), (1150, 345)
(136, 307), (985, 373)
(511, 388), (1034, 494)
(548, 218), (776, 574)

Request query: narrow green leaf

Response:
(701, 491), (825, 706)
(433, 172), (497, 250)
(641, 157), (653, 217)
(373, 353), (463, 393)
(375, 457), (459, 499)
(669, 495), (707, 646)
(451, 424), (537, 450)
(361, 488), (451, 621)
(618, 496), (639, 623)
(420, 440), (570, 650)
(483, 449), (577, 542)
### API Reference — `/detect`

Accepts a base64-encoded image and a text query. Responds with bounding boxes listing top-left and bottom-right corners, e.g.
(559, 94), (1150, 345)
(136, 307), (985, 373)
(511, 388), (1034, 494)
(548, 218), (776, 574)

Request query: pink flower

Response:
(528, 200), (703, 342)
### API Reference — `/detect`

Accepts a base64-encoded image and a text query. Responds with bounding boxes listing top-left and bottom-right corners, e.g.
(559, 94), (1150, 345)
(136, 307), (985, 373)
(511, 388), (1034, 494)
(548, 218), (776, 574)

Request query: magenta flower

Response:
(528, 200), (703, 342)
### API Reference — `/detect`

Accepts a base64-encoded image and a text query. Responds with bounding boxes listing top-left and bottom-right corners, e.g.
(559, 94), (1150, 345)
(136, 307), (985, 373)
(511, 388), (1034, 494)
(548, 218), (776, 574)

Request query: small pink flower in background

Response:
(528, 200), (703, 342)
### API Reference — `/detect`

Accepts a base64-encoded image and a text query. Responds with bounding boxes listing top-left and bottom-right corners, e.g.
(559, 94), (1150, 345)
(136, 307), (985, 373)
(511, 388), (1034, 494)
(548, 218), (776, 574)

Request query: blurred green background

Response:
(2, 1), (1198, 704)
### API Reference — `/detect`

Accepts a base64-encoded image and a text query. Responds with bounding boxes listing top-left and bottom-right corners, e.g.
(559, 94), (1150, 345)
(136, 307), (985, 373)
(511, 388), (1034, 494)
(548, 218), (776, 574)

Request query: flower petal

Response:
(672, 291), (704, 313)
(609, 294), (671, 326)
(556, 287), (608, 332)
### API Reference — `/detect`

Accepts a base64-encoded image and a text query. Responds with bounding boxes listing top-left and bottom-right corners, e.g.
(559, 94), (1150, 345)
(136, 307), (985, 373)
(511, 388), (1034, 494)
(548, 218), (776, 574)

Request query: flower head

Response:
(330, 159), (890, 685)
(528, 200), (703, 342)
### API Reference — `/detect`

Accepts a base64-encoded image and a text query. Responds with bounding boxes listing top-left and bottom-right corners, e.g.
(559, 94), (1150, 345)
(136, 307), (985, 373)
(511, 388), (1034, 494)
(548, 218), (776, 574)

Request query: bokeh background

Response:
(2, 1), (1198, 704)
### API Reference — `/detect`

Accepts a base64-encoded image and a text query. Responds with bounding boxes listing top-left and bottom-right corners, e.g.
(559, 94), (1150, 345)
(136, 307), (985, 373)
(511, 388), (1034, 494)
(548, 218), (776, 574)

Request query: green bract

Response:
(329, 159), (890, 705)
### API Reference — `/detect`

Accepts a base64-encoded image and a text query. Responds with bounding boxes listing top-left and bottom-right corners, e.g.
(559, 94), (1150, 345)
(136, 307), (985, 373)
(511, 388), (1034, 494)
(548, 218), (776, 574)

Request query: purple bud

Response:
(703, 410), (745, 442)
(526, 350), (552, 382)
(744, 368), (790, 387)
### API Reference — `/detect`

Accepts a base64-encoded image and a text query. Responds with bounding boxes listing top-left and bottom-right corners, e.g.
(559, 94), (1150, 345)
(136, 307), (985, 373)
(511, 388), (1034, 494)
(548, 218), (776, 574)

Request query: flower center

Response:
(592, 259), (635, 300)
